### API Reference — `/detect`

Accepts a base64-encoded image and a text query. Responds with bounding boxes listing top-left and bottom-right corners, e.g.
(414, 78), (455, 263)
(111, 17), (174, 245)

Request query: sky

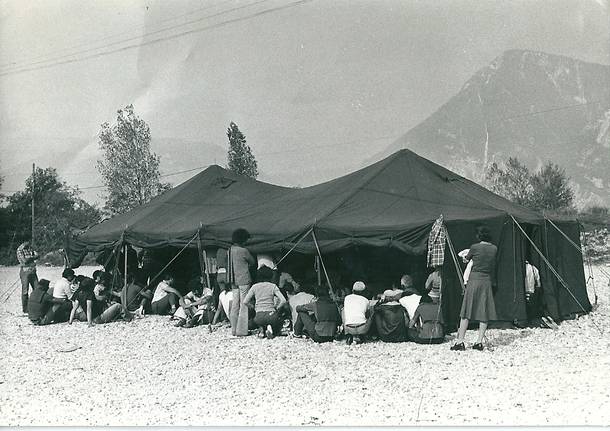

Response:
(1, 0), (608, 201)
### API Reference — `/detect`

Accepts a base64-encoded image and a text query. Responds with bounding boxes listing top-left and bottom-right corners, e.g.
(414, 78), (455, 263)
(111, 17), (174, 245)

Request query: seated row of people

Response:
(27, 264), (445, 347)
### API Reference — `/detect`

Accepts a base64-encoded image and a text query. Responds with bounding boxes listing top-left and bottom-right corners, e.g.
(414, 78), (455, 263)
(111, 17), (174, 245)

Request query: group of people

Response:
(19, 225), (547, 351)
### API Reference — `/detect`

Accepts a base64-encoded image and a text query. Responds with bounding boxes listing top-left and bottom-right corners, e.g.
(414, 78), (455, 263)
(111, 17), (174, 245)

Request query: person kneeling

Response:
(243, 266), (286, 339)
(294, 286), (341, 343)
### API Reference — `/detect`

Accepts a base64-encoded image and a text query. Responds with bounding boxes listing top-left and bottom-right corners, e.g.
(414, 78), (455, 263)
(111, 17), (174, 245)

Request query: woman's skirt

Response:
(460, 272), (497, 322)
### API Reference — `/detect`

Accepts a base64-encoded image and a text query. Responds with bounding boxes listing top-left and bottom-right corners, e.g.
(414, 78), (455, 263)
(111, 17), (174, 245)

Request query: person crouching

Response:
(243, 265), (286, 339)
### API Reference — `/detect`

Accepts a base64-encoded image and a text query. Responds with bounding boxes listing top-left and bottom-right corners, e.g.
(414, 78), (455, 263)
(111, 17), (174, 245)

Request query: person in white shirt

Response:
(213, 284), (233, 325)
(53, 268), (76, 300)
(398, 275), (422, 320)
(343, 281), (374, 344)
(151, 273), (182, 315)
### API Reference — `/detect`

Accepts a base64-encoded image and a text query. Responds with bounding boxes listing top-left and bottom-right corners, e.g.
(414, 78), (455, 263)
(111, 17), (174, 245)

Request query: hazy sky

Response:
(1, 0), (608, 196)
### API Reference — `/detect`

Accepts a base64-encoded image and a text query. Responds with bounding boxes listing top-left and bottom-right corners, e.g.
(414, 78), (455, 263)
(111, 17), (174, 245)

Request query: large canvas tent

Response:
(67, 149), (591, 328)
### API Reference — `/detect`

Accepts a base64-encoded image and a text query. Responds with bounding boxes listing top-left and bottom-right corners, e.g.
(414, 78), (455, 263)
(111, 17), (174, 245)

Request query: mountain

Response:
(373, 49), (610, 208)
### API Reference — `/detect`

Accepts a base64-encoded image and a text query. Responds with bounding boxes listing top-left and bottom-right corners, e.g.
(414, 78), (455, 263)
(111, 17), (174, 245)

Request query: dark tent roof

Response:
(72, 148), (543, 252)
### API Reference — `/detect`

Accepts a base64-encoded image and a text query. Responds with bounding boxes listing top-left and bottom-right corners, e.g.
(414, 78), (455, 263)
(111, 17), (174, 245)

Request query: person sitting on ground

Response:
(93, 270), (119, 304)
(407, 294), (445, 344)
(172, 276), (215, 328)
(50, 268), (77, 321)
(122, 274), (153, 317)
(424, 267), (442, 304)
(212, 282), (233, 325)
(151, 273), (182, 315)
(343, 281), (375, 345)
(69, 277), (124, 326)
(28, 279), (69, 325)
(398, 275), (423, 320)
(285, 279), (315, 326)
(374, 283), (408, 343)
(294, 286), (341, 343)
(243, 266), (286, 339)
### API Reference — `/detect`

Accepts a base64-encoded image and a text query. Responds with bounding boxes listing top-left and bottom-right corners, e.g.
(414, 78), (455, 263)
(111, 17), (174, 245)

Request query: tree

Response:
(97, 105), (170, 215)
(0, 167), (100, 264)
(227, 122), (258, 178)
(485, 157), (575, 212)
(529, 162), (574, 211)
(485, 157), (534, 206)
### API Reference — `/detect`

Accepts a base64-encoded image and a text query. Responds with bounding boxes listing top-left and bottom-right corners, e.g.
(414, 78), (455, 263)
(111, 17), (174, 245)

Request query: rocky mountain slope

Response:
(375, 50), (610, 207)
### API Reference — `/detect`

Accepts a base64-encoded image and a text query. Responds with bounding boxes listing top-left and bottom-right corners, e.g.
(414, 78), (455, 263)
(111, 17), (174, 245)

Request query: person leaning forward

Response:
(294, 286), (341, 343)
(16, 241), (39, 313)
(28, 279), (70, 325)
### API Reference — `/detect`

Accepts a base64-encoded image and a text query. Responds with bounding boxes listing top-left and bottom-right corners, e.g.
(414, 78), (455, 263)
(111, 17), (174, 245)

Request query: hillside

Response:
(374, 50), (610, 207)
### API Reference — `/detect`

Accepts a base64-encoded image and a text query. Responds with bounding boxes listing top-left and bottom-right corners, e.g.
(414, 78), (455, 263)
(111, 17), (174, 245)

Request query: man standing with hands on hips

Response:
(16, 240), (39, 314)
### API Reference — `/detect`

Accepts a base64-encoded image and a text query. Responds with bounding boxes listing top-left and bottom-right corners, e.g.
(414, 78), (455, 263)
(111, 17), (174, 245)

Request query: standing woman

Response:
(451, 226), (498, 351)
(229, 228), (256, 336)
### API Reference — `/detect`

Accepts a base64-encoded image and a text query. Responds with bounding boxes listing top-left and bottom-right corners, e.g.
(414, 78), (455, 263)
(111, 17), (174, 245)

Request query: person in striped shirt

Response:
(16, 241), (39, 313)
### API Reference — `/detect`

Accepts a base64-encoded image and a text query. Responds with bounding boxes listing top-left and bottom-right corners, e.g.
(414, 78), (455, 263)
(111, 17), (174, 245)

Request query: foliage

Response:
(529, 162), (575, 211)
(485, 157), (575, 211)
(581, 228), (610, 263)
(485, 157), (533, 206)
(227, 122), (258, 178)
(97, 105), (170, 215)
(0, 167), (101, 265)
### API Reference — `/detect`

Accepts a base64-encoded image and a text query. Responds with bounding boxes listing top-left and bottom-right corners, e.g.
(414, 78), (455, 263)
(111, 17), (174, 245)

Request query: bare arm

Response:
(86, 300), (94, 326)
(273, 286), (286, 308)
(69, 299), (79, 324)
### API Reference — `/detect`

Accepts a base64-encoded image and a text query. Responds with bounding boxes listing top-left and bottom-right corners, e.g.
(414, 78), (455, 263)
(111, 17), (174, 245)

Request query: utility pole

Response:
(31, 163), (35, 246)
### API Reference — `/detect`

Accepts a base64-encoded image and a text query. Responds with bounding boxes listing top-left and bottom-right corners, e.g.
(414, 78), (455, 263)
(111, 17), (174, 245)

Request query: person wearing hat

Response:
(374, 277), (414, 343)
(28, 279), (67, 325)
(343, 281), (375, 345)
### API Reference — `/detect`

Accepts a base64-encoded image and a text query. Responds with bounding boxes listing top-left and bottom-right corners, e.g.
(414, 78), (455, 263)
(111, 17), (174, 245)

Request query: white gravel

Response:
(0, 265), (609, 426)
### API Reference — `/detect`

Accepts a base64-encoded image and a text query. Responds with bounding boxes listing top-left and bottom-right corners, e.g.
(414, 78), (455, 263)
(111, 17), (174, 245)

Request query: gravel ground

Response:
(0, 265), (609, 426)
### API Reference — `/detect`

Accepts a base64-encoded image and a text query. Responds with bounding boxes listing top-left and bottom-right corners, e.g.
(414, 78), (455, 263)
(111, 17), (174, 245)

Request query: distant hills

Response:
(373, 49), (610, 207)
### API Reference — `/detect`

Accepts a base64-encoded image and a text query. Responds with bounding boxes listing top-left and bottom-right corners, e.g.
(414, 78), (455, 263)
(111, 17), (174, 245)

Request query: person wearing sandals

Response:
(451, 226), (498, 351)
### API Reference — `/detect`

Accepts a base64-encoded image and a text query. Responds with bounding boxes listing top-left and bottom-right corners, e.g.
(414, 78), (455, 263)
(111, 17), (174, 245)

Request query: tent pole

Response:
(311, 229), (337, 300)
(315, 255), (321, 286)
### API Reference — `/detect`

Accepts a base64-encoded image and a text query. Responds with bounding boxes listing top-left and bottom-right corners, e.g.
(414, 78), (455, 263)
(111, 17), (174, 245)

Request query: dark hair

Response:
(476, 226), (492, 242)
(316, 286), (330, 298)
(256, 265), (274, 283)
(62, 268), (75, 279)
(37, 279), (50, 290)
(80, 277), (95, 291)
(93, 270), (104, 280)
(162, 272), (174, 281)
(75, 275), (86, 284)
(231, 228), (251, 245)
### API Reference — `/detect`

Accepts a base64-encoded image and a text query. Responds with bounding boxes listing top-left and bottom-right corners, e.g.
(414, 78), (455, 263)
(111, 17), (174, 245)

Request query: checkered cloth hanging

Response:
(427, 215), (446, 268)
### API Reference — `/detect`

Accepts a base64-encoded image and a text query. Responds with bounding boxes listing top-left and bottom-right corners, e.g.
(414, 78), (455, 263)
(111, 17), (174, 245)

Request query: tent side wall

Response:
(540, 220), (591, 319)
